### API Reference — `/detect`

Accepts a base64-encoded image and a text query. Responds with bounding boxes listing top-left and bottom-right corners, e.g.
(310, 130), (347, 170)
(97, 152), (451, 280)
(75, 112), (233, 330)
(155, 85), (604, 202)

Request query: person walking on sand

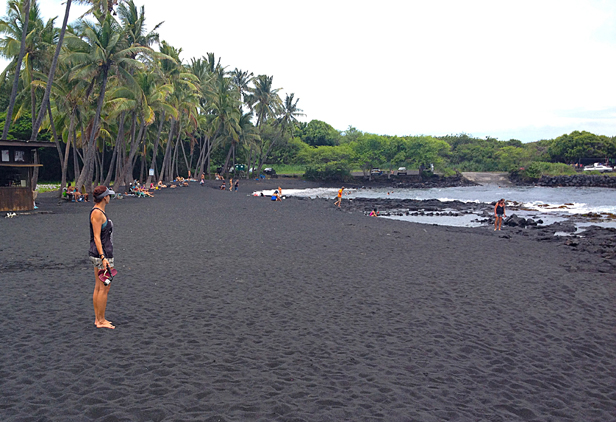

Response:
(334, 186), (345, 207)
(494, 198), (506, 231)
(229, 177), (233, 192)
(235, 179), (239, 192)
(89, 186), (116, 329)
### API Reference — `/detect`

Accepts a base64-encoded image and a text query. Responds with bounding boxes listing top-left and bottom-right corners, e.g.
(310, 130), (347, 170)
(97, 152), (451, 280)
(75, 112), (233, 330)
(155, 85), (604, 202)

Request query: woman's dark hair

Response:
(93, 186), (108, 203)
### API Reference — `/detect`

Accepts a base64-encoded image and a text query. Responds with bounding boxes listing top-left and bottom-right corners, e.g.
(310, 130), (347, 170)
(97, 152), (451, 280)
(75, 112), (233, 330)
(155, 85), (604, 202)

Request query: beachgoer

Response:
(369, 208), (379, 217)
(89, 185), (116, 329)
(66, 182), (75, 201)
(200, 174), (205, 186)
(278, 186), (282, 198)
(334, 186), (345, 207)
(229, 177), (233, 192)
(220, 181), (226, 190)
(234, 180), (239, 191)
(494, 198), (506, 231)
(271, 190), (279, 201)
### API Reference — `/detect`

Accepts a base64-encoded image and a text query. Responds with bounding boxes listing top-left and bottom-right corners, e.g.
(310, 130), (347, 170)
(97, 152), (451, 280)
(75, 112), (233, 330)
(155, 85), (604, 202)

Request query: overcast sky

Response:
(18, 0), (616, 142)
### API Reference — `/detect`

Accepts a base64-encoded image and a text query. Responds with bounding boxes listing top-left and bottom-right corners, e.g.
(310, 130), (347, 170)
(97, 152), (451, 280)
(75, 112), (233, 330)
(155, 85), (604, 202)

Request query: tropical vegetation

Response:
(0, 0), (614, 194)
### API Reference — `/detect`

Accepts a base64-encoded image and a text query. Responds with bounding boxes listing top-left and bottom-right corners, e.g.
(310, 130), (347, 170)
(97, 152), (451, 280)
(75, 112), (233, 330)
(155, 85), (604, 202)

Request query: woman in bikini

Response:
(494, 198), (506, 231)
(89, 186), (116, 329)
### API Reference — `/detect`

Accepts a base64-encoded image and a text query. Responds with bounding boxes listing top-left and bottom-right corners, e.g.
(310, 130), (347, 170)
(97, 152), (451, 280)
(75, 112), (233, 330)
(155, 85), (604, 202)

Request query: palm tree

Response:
(64, 12), (151, 192)
(276, 93), (304, 138)
(231, 68), (253, 106)
(246, 74), (282, 175)
(0, 0), (31, 139)
(247, 74), (281, 129)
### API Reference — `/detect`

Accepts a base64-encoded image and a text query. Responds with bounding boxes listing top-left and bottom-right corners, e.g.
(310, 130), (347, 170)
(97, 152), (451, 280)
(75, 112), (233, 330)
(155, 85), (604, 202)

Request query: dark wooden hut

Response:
(0, 140), (54, 211)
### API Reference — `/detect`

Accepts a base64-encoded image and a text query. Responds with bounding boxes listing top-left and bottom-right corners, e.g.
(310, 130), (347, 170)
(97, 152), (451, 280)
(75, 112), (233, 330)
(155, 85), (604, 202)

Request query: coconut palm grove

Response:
(1, 0), (614, 195)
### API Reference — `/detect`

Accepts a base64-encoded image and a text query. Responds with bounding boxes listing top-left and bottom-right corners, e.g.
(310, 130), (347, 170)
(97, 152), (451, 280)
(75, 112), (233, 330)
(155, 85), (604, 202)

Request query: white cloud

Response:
(6, 0), (616, 141)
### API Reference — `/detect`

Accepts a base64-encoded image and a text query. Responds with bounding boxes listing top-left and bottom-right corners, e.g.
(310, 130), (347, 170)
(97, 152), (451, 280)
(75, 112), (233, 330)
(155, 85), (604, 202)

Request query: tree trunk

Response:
(103, 112), (126, 186)
(2, 0), (30, 139)
(72, 126), (80, 182)
(31, 149), (39, 191)
(76, 67), (109, 193)
(60, 112), (75, 194)
(145, 110), (165, 187)
(222, 144), (234, 177)
(180, 138), (190, 177)
(31, 0), (72, 141)
(115, 117), (145, 189)
(170, 119), (182, 180)
(47, 102), (65, 197)
(158, 118), (175, 182)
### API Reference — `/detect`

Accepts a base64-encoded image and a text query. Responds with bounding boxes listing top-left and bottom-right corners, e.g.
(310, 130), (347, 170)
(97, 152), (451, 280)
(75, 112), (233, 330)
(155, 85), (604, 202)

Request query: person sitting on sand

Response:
(66, 182), (76, 201)
(220, 181), (226, 190)
(157, 181), (167, 189)
(369, 208), (379, 217)
(334, 186), (345, 207)
(494, 198), (506, 231)
(271, 190), (280, 201)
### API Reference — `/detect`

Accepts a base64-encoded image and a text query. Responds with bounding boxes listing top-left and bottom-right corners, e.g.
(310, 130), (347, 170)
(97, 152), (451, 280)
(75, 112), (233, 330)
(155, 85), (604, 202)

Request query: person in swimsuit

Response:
(334, 186), (345, 207)
(494, 198), (506, 231)
(89, 185), (116, 329)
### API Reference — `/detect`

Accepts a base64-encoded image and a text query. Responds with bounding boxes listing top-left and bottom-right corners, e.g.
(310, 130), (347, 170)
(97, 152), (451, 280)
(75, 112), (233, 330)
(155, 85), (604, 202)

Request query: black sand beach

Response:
(1, 180), (615, 421)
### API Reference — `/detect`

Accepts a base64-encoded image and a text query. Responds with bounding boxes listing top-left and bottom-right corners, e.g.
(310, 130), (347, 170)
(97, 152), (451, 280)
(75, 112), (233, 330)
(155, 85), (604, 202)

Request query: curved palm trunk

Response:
(76, 67), (109, 194)
(158, 117), (175, 182)
(31, 0), (72, 141)
(115, 117), (145, 189)
(103, 111), (126, 186)
(169, 119), (182, 180)
(145, 111), (165, 187)
(60, 112), (76, 194)
(2, 0), (30, 139)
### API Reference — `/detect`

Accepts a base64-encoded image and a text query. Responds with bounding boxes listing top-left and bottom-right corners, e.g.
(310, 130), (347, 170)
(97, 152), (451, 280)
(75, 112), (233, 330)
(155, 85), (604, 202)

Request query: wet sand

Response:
(1, 179), (615, 421)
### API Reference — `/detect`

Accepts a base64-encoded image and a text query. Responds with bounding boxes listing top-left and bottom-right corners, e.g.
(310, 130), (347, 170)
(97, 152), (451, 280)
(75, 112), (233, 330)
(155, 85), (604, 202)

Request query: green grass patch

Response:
(267, 164), (306, 175)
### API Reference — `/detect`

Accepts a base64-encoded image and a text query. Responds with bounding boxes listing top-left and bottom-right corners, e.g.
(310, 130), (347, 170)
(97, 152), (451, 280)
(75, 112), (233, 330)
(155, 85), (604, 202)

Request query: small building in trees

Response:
(0, 140), (53, 211)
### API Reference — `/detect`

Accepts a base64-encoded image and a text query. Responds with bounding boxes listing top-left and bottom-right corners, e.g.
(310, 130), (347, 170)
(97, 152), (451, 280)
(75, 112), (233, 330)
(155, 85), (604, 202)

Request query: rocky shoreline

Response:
(322, 196), (616, 272)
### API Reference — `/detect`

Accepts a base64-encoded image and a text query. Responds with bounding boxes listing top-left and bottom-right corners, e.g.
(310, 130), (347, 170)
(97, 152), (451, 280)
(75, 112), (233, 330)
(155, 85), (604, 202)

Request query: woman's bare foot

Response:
(94, 319), (113, 326)
(95, 321), (115, 329)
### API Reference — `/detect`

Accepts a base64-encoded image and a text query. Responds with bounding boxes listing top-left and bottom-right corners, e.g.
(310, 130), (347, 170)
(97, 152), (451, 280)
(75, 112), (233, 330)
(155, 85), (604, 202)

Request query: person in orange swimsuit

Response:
(334, 186), (345, 207)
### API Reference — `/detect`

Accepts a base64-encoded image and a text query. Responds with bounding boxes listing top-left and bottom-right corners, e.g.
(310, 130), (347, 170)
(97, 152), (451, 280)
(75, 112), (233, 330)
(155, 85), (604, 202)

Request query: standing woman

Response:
(89, 185), (116, 329)
(494, 198), (506, 231)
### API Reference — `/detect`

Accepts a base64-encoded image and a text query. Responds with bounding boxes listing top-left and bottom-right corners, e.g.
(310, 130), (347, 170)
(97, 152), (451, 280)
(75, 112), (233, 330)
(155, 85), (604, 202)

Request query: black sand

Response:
(1, 180), (615, 421)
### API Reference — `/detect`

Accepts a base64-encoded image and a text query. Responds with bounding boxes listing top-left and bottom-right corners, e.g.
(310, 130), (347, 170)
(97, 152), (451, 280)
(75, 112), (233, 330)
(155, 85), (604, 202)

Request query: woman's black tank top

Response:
(89, 208), (114, 258)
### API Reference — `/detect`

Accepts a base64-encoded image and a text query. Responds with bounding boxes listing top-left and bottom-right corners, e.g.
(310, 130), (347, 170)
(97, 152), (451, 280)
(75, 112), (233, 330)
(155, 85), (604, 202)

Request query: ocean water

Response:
(254, 185), (616, 228)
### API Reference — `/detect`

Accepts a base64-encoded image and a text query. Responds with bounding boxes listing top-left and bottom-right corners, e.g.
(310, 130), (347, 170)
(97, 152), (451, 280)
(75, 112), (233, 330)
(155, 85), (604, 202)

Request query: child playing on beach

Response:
(369, 208), (379, 217)
(334, 187), (345, 207)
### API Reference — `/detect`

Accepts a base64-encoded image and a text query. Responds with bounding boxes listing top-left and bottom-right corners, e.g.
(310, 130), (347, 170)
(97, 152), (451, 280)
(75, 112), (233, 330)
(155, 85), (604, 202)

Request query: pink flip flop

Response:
(98, 267), (118, 286)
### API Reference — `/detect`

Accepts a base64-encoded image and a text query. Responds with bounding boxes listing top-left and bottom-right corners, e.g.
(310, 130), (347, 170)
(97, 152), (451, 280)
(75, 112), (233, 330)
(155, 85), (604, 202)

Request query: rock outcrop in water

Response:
(511, 174), (616, 188)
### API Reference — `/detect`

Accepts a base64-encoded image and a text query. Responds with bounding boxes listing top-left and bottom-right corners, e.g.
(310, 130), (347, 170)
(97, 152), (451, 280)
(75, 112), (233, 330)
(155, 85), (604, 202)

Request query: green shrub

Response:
(512, 162), (576, 180)
(304, 162), (352, 182)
